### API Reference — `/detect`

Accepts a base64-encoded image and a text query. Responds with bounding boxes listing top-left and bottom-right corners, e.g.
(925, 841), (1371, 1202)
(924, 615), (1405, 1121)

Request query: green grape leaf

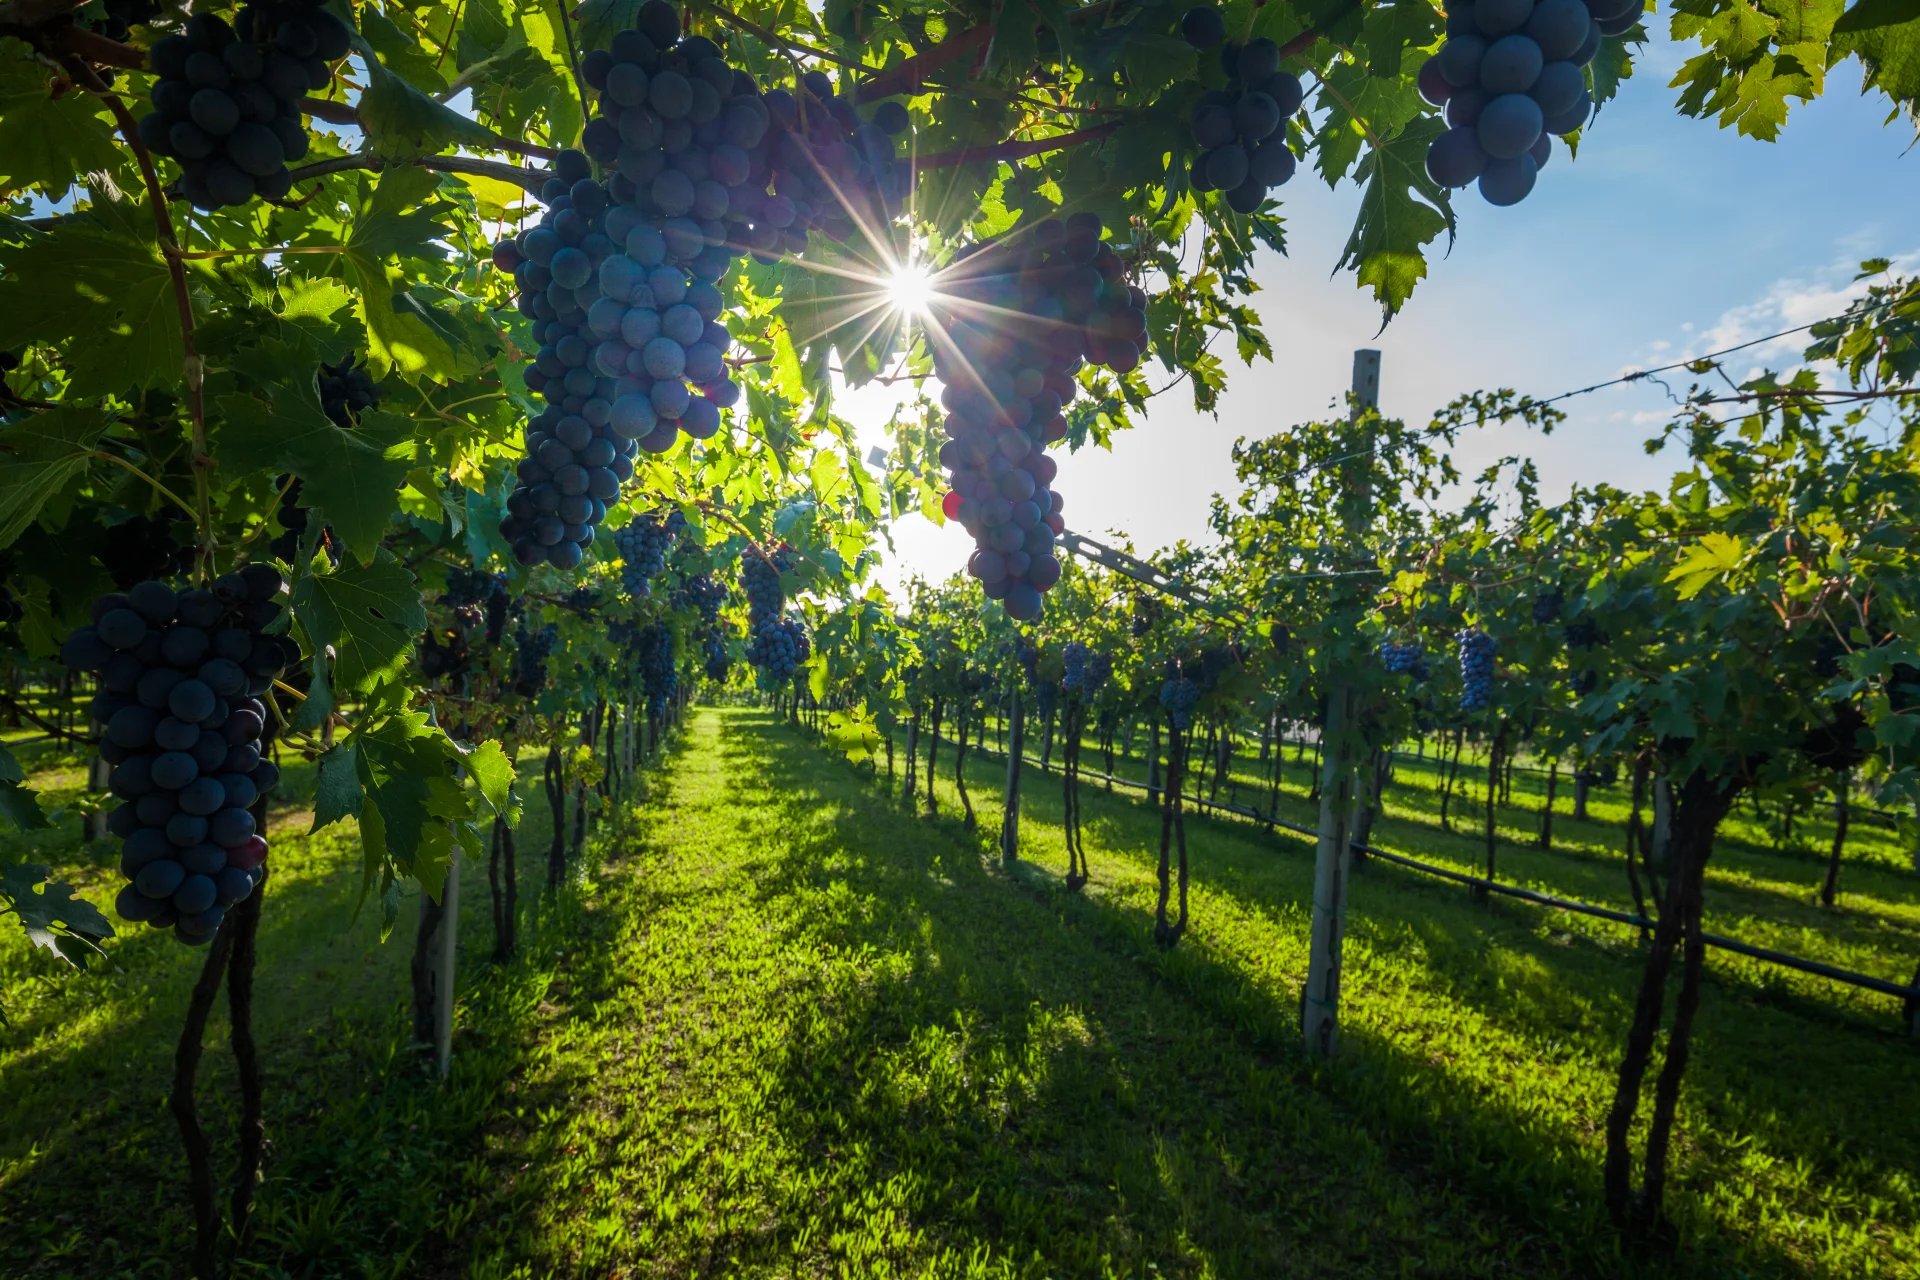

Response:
(1333, 116), (1453, 321)
(0, 741), (50, 832)
(1832, 0), (1920, 123)
(312, 742), (363, 831)
(352, 710), (469, 901)
(290, 552), (427, 692)
(358, 51), (502, 155)
(332, 169), (461, 374)
(0, 404), (110, 549)
(2, 862), (113, 959)
(215, 382), (414, 562)
(461, 738), (515, 817)
(458, 0), (517, 69)
(357, 8), (450, 92)
(0, 38), (122, 195)
(0, 217), (183, 396)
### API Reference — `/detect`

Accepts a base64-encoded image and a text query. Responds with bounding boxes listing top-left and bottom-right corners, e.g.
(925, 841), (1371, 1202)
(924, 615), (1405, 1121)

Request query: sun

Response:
(887, 261), (935, 317)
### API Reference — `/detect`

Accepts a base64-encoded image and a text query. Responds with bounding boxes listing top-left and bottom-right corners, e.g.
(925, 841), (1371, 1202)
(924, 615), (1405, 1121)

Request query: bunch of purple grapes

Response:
(638, 625), (678, 719)
(1159, 665), (1201, 731)
(751, 70), (909, 256)
(614, 511), (684, 596)
(1457, 628), (1496, 710)
(511, 620), (558, 696)
(60, 567), (295, 944)
(1061, 640), (1088, 693)
(1420, 0), (1636, 206)
(494, 164), (644, 570)
(937, 214), (1145, 620)
(1380, 641), (1429, 679)
(137, 3), (343, 209)
(747, 617), (806, 687)
(1178, 10), (1303, 213)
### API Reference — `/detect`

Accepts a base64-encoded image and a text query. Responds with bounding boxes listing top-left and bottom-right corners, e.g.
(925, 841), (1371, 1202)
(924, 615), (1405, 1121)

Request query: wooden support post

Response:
(1302, 348), (1380, 1059)
(434, 852), (458, 1078)
(1001, 684), (1024, 862)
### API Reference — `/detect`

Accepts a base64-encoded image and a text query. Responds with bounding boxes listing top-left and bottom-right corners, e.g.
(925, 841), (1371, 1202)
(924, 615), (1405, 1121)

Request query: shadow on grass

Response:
(751, 710), (1916, 1280)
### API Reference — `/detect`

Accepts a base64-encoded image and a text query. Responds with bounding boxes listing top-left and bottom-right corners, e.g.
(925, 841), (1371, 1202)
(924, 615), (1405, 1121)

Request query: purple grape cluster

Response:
(1179, 14), (1304, 213)
(1087, 651), (1113, 691)
(1380, 641), (1429, 679)
(1420, 0), (1634, 206)
(1159, 668), (1201, 731)
(1061, 640), (1088, 693)
(747, 617), (806, 687)
(511, 620), (558, 696)
(638, 625), (678, 718)
(59, 568), (294, 945)
(938, 214), (1145, 620)
(494, 163), (643, 570)
(137, 3), (342, 209)
(703, 631), (731, 681)
(753, 71), (910, 256)
(1457, 628), (1496, 710)
(614, 511), (684, 596)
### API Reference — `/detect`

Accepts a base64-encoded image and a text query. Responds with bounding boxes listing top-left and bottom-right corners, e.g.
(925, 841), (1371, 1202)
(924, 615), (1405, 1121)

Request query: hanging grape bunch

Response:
(510, 620), (558, 696)
(59, 567), (295, 945)
(137, 2), (344, 209)
(638, 626), (678, 719)
(1420, 0), (1637, 206)
(1087, 650), (1113, 692)
(1380, 641), (1429, 679)
(1457, 628), (1497, 710)
(936, 214), (1145, 621)
(613, 510), (685, 596)
(495, 161), (641, 570)
(703, 632), (730, 681)
(1061, 640), (1089, 694)
(1179, 12), (1304, 213)
(678, 572), (726, 629)
(740, 545), (804, 686)
(751, 70), (910, 257)
(1159, 663), (1201, 731)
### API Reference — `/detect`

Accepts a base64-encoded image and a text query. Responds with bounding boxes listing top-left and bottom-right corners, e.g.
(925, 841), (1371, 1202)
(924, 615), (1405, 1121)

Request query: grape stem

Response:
(60, 55), (217, 583)
(87, 449), (200, 521)
(700, 0), (876, 75)
(915, 120), (1118, 169)
(174, 244), (347, 260)
(283, 153), (546, 189)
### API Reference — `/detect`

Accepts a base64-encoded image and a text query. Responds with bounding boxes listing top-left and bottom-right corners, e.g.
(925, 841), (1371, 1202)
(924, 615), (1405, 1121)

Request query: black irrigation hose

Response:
(932, 728), (1920, 1009)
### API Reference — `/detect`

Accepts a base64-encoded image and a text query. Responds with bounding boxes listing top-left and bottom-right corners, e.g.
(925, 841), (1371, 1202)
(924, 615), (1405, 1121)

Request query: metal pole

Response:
(1001, 684), (1024, 862)
(435, 851), (458, 1078)
(1302, 348), (1381, 1058)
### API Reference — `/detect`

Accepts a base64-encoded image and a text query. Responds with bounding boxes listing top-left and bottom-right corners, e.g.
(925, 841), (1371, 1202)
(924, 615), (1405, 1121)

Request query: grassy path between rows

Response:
(4, 706), (1915, 1277)
(453, 707), (1915, 1278)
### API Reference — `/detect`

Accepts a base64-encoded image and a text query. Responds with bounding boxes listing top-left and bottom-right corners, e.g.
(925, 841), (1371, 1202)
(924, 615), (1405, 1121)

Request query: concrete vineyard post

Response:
(1302, 348), (1381, 1058)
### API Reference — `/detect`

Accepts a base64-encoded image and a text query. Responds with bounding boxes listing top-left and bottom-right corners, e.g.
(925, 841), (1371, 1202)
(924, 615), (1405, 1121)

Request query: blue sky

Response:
(854, 31), (1920, 590)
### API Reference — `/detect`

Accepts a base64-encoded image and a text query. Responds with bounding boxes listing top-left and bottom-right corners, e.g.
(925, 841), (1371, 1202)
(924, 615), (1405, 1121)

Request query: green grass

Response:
(2, 708), (1916, 1277)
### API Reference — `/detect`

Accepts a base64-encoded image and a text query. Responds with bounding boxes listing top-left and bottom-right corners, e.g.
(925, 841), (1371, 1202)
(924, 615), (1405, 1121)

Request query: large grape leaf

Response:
(0, 39), (122, 196)
(1669, 0), (1845, 140)
(352, 710), (471, 900)
(216, 390), (415, 563)
(333, 168), (461, 375)
(0, 405), (110, 549)
(461, 739), (516, 818)
(290, 552), (428, 692)
(1332, 117), (1452, 322)
(0, 218), (182, 396)
(1831, 0), (1920, 126)
(1, 862), (113, 964)
(0, 743), (48, 831)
